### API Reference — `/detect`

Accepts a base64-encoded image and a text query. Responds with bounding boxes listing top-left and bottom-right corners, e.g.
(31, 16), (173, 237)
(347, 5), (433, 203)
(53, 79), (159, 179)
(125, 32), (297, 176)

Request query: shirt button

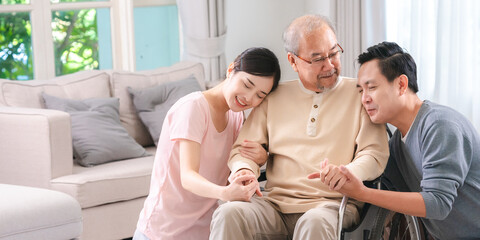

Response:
(311, 118), (315, 122)
(313, 104), (318, 108)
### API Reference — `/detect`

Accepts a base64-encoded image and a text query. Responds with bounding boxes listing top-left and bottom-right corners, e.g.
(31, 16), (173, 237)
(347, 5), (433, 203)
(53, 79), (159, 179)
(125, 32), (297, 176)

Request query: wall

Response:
(225, 0), (335, 82)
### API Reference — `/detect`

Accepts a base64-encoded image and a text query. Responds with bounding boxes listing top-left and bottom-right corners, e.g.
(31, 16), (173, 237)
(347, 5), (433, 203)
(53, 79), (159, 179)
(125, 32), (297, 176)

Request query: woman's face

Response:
(223, 70), (274, 112)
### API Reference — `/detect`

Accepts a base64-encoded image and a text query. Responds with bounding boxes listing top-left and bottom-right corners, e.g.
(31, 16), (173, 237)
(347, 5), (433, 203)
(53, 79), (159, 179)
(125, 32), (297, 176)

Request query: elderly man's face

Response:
(290, 26), (341, 93)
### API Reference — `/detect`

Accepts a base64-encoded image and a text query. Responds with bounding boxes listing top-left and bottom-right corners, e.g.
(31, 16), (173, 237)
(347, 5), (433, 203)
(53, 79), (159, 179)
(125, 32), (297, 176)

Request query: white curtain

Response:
(335, 0), (386, 78)
(385, 0), (480, 132)
(176, 0), (226, 84)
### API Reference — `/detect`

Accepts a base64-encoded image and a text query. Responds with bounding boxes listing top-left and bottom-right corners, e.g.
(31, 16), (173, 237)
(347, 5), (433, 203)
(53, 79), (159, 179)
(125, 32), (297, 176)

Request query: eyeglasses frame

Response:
(293, 43), (344, 65)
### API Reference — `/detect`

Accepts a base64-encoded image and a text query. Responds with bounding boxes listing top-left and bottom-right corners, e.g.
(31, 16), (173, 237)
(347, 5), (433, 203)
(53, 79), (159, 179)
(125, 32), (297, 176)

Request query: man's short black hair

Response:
(358, 41), (418, 93)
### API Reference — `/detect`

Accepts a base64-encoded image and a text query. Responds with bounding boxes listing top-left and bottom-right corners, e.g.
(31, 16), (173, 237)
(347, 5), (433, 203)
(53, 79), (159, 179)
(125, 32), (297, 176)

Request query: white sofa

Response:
(0, 62), (205, 240)
(0, 184), (82, 240)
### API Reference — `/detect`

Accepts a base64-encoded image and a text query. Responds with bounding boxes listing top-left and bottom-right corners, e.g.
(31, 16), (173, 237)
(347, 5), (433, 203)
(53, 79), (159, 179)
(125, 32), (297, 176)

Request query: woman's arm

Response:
(179, 139), (260, 202)
(239, 140), (268, 165)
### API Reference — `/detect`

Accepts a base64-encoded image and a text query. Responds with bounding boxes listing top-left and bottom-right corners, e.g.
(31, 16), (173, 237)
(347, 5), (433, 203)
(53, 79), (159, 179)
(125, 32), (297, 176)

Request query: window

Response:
(385, 0), (480, 132)
(133, 4), (179, 71)
(51, 8), (112, 76)
(0, 0), (179, 80)
(0, 0), (32, 80)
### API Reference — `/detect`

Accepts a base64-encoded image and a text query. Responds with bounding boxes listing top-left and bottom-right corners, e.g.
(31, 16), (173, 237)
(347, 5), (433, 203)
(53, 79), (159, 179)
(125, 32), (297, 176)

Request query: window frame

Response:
(0, 0), (176, 80)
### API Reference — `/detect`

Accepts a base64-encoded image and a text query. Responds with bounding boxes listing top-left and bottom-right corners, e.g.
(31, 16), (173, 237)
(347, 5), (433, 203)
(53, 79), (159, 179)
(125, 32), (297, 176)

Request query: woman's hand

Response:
(221, 174), (260, 202)
(239, 140), (268, 165)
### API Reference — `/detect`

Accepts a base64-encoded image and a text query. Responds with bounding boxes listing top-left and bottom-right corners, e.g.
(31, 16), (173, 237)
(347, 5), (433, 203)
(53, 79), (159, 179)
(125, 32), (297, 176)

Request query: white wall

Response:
(225, 0), (335, 82)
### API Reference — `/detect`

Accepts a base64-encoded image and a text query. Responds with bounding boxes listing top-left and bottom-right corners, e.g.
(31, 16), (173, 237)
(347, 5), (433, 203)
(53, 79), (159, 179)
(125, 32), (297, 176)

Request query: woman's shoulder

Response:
(170, 91), (206, 110)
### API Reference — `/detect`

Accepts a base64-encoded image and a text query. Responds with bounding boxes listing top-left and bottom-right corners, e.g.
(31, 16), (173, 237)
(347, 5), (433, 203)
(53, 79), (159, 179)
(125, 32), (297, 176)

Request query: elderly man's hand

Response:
(308, 159), (366, 200)
(307, 158), (348, 191)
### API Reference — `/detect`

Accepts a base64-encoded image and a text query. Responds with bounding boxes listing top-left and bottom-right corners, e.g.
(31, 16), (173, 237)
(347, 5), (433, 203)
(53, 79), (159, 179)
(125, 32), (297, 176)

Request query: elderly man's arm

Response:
(228, 98), (270, 180)
(346, 108), (390, 181)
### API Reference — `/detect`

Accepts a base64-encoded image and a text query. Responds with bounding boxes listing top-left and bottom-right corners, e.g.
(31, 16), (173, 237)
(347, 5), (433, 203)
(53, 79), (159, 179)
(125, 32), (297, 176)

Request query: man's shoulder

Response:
(340, 76), (357, 83)
(330, 76), (360, 97)
(337, 76), (358, 88)
(419, 101), (479, 140)
(269, 79), (299, 95)
(420, 101), (468, 127)
(277, 79), (299, 87)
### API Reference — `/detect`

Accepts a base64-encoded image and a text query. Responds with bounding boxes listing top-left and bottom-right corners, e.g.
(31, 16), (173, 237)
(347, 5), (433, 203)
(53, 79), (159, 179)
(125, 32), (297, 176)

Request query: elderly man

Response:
(324, 41), (480, 239)
(209, 15), (389, 239)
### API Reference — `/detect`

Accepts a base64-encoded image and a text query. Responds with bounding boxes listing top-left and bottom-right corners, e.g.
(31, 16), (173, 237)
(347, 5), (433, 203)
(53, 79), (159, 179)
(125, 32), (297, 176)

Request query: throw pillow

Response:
(127, 76), (202, 145)
(42, 93), (148, 167)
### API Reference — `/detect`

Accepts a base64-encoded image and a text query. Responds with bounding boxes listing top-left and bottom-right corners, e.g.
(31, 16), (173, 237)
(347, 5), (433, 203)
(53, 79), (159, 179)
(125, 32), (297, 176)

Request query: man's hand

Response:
(334, 165), (366, 199)
(239, 140), (268, 166)
(308, 159), (367, 200)
(307, 158), (349, 191)
(229, 169), (263, 198)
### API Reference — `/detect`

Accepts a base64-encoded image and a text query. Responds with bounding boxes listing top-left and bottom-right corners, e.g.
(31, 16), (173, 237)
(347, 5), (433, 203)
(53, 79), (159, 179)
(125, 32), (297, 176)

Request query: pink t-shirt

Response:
(136, 91), (243, 240)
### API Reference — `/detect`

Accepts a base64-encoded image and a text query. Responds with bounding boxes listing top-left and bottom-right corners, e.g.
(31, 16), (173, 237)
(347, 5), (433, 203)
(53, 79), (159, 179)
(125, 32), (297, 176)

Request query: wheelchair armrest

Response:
(364, 176), (382, 190)
(257, 168), (267, 182)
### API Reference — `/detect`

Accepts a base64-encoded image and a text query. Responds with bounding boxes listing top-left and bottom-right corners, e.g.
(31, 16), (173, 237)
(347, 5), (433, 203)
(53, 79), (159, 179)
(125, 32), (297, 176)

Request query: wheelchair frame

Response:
(337, 177), (424, 240)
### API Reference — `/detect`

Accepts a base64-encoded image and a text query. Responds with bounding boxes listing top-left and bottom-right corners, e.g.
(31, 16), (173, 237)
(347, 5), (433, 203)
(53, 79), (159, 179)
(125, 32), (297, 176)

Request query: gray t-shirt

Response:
(386, 100), (480, 240)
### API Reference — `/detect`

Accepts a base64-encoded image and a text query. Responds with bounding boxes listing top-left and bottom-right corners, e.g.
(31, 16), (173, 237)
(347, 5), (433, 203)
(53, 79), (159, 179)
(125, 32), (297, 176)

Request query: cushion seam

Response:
(0, 217), (82, 238)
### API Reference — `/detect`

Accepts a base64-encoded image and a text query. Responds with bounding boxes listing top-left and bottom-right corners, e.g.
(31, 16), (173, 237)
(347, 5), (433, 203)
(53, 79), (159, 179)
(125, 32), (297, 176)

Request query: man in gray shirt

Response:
(315, 41), (480, 239)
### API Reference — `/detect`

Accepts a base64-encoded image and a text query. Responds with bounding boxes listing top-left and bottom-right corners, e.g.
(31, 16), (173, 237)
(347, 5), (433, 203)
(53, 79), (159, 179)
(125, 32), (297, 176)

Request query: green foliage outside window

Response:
(0, 0), (29, 4)
(0, 5), (101, 80)
(0, 12), (33, 80)
(52, 9), (100, 76)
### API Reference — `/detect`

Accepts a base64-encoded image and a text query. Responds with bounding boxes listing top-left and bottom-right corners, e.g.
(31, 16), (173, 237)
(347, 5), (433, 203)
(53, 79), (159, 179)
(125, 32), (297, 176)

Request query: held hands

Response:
(222, 169), (263, 202)
(307, 158), (365, 199)
(307, 158), (348, 191)
(239, 140), (268, 165)
(224, 140), (267, 202)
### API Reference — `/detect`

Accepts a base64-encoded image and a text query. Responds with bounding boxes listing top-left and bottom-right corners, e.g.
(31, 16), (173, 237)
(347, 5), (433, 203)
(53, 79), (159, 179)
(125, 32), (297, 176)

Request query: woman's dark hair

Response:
(232, 47), (281, 92)
(357, 41), (418, 93)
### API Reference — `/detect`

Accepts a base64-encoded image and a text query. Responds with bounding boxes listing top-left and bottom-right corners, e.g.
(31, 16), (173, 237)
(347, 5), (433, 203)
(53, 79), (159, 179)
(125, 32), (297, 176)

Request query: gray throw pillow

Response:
(127, 76), (202, 145)
(42, 93), (148, 167)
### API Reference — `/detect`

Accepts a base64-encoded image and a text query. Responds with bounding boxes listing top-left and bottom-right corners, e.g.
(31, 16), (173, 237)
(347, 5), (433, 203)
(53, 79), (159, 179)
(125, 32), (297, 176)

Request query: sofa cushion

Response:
(127, 76), (202, 145)
(0, 184), (82, 240)
(0, 70), (111, 108)
(50, 147), (156, 208)
(111, 61), (205, 147)
(42, 93), (148, 167)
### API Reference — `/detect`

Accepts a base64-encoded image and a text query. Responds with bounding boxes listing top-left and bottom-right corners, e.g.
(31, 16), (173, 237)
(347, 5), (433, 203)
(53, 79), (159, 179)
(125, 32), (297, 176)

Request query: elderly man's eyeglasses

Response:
(294, 43), (344, 65)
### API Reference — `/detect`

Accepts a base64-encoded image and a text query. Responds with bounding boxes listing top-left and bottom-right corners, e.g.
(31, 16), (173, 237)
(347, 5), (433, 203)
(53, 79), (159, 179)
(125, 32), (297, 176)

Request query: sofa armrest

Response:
(0, 107), (73, 188)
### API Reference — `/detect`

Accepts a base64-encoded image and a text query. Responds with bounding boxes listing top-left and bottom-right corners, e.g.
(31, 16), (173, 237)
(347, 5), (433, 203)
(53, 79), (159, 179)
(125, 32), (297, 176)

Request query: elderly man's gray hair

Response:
(283, 15), (336, 54)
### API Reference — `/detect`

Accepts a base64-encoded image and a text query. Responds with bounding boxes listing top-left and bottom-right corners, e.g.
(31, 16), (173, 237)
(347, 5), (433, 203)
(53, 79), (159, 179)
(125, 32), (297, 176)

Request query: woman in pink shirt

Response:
(134, 47), (281, 240)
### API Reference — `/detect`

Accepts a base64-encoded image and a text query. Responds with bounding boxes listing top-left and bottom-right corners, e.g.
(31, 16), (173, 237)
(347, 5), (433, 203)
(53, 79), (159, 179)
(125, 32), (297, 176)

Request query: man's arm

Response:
(417, 121), (471, 220)
(308, 108), (390, 191)
(228, 98), (270, 178)
(329, 166), (427, 217)
(346, 108), (390, 181)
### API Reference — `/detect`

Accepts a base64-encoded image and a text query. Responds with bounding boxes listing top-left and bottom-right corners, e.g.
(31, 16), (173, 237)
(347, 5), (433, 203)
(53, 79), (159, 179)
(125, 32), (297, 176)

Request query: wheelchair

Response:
(337, 177), (426, 240)
(258, 171), (425, 240)
(257, 127), (429, 239)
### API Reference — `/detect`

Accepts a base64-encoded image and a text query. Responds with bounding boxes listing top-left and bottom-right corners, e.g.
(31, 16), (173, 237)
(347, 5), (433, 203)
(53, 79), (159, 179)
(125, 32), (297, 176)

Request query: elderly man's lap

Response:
(210, 197), (359, 240)
(210, 197), (288, 239)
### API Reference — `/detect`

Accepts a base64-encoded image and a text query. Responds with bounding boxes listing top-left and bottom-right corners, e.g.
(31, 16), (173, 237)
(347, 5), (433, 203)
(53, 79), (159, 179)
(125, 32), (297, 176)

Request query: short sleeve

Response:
(167, 97), (207, 144)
